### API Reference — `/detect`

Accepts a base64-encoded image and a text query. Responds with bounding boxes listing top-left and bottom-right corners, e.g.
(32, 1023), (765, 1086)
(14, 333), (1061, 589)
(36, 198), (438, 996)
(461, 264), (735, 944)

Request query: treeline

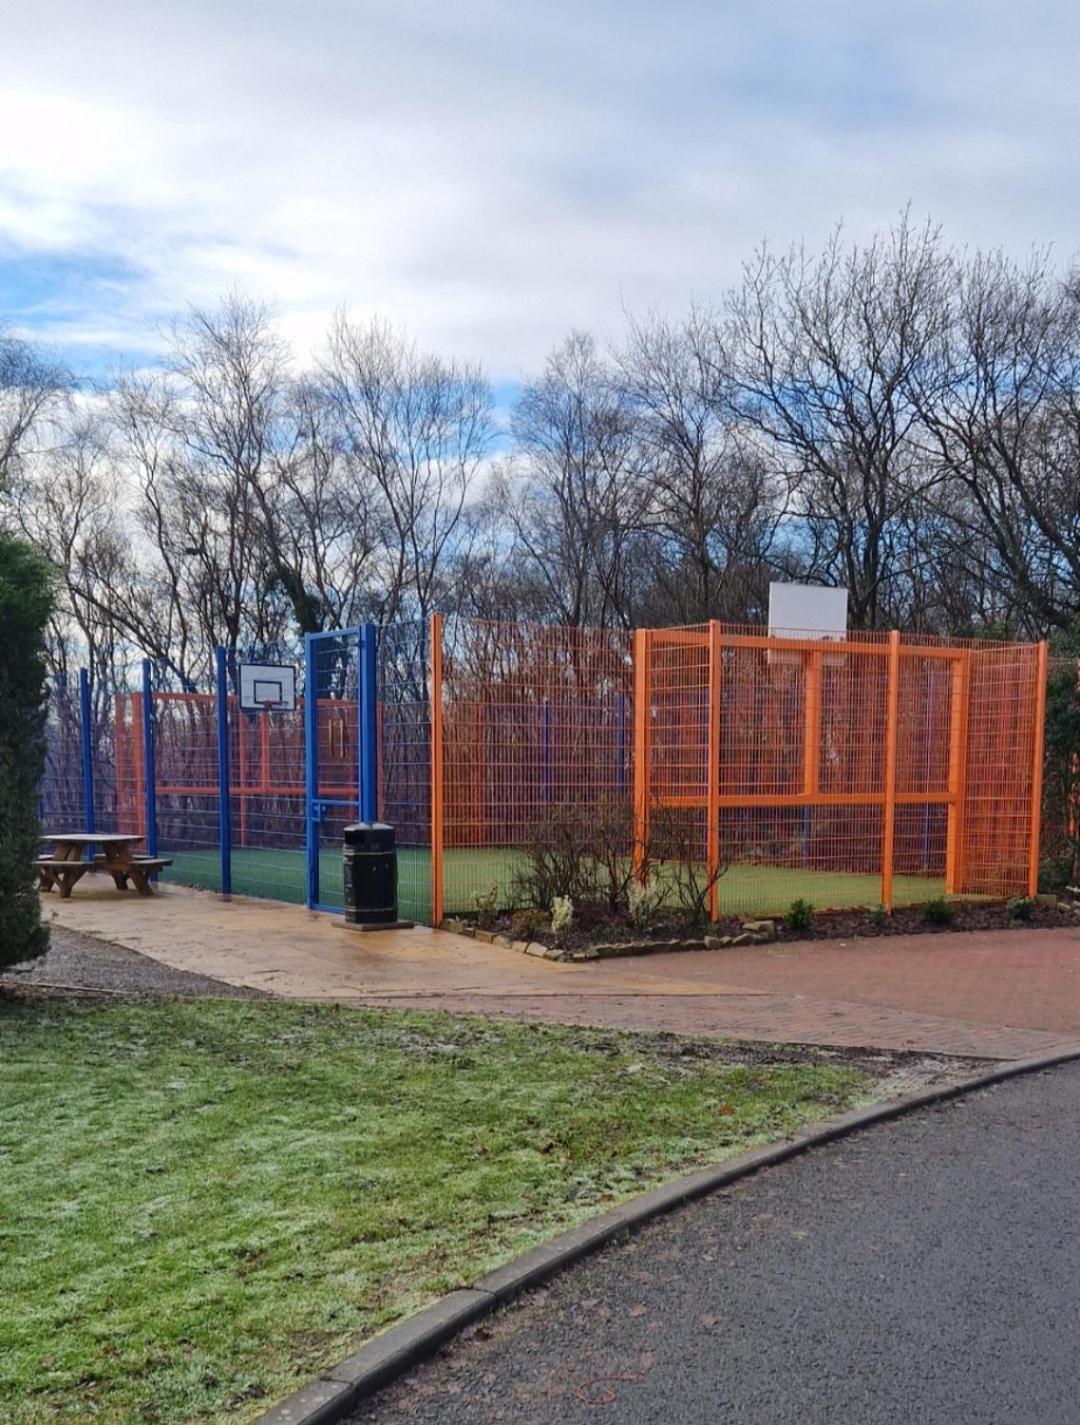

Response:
(3, 213), (1080, 697)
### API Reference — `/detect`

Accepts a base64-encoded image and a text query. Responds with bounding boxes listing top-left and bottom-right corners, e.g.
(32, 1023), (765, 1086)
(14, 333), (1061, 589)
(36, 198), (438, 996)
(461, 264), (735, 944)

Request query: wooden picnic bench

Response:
(36, 833), (173, 898)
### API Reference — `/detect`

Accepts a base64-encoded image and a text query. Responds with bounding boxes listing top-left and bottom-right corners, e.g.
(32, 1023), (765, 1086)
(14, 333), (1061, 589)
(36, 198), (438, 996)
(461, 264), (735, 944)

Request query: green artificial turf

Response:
(1, 997), (871, 1425)
(165, 845), (946, 922)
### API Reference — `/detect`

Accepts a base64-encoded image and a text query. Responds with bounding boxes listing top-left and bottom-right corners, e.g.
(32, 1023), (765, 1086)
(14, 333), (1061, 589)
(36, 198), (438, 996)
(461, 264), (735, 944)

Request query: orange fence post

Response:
(1028, 640), (1049, 897)
(881, 630), (901, 910)
(707, 621), (722, 921)
(632, 628), (651, 879)
(430, 613), (445, 925)
(944, 651), (970, 894)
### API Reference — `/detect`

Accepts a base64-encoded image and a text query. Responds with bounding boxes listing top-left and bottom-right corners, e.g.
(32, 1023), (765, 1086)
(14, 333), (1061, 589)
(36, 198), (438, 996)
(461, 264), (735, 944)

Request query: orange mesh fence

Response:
(434, 615), (633, 920)
(629, 624), (1046, 919)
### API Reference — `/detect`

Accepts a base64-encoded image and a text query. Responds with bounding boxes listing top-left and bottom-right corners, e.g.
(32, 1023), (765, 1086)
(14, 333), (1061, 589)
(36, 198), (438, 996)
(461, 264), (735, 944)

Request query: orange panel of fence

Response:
(432, 614), (634, 921)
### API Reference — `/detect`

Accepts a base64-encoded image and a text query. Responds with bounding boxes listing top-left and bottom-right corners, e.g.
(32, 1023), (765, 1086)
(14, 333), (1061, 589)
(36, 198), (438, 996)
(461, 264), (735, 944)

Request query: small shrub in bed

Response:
(472, 883), (500, 929)
(646, 807), (726, 929)
(550, 895), (574, 946)
(922, 896), (955, 927)
(785, 898), (815, 933)
(627, 878), (666, 930)
(510, 908), (550, 940)
(1007, 896), (1035, 923)
(512, 799), (636, 913)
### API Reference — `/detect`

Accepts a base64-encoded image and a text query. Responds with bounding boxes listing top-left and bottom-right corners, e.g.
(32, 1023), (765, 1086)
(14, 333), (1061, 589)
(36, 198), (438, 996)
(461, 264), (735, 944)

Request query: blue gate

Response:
(304, 626), (378, 914)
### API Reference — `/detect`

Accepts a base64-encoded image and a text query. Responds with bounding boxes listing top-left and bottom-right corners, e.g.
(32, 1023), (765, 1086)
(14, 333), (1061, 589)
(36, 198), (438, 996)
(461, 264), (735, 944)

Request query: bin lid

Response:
(343, 821), (395, 848)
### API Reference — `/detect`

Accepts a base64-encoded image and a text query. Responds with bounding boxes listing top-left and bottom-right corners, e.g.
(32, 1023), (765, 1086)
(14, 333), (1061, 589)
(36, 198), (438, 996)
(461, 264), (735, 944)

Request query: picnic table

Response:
(36, 833), (173, 898)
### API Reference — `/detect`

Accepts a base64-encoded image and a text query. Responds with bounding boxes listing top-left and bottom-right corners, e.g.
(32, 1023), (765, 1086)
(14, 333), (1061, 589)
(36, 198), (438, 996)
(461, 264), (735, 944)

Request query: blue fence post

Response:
(214, 647), (232, 896)
(359, 624), (378, 822)
(79, 668), (95, 837)
(304, 634), (320, 908)
(140, 658), (158, 859)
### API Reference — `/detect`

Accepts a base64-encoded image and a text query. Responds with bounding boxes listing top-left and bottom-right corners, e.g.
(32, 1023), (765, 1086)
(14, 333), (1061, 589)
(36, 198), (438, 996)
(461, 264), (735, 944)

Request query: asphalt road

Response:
(352, 1063), (1080, 1425)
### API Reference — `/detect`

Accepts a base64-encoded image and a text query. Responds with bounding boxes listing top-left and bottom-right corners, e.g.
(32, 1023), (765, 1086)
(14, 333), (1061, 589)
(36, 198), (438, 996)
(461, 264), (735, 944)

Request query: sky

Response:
(2, 0), (1079, 389)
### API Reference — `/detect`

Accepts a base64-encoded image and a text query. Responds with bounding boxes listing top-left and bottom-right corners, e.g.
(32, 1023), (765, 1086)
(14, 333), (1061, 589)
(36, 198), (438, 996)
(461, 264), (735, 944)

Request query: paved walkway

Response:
(349, 1062), (1080, 1425)
(41, 884), (1080, 1060)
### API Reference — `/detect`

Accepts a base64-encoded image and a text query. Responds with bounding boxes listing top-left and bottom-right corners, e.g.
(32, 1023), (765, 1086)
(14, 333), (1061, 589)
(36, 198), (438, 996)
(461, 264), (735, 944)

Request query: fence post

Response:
(707, 621), (722, 921)
(304, 634), (319, 909)
(214, 647), (232, 897)
(140, 658), (158, 860)
(632, 629), (651, 879)
(359, 623), (378, 822)
(78, 667), (96, 838)
(881, 630), (901, 910)
(430, 613), (445, 926)
(1029, 640), (1049, 897)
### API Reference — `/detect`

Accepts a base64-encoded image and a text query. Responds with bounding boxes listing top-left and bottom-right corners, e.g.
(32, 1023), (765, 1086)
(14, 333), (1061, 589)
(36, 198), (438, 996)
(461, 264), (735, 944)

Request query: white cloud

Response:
(2, 0), (1079, 379)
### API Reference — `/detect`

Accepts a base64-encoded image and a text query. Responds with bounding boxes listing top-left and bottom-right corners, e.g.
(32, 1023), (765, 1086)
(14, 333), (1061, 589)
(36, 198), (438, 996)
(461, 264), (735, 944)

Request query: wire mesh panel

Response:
(378, 620), (431, 924)
(40, 675), (85, 832)
(153, 690), (222, 892)
(634, 624), (1048, 917)
(959, 642), (1044, 898)
(436, 616), (634, 917)
(110, 691), (143, 838)
(308, 632), (361, 912)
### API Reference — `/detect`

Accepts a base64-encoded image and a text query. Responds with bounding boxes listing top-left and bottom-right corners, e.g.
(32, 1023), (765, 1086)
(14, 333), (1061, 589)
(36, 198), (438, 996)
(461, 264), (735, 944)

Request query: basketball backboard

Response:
(238, 663), (297, 713)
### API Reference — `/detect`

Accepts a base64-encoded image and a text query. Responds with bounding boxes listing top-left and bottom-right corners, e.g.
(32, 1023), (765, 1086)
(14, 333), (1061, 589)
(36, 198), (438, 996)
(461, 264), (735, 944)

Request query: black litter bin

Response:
(343, 822), (399, 927)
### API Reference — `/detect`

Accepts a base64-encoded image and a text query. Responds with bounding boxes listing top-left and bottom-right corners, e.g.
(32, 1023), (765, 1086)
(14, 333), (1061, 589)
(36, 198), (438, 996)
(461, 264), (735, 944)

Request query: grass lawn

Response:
(2, 996), (874, 1425)
(166, 845), (946, 922)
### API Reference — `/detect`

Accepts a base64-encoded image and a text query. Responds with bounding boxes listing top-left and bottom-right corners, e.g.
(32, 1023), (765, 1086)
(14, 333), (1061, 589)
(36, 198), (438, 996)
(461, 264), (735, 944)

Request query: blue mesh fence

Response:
(39, 673), (85, 832)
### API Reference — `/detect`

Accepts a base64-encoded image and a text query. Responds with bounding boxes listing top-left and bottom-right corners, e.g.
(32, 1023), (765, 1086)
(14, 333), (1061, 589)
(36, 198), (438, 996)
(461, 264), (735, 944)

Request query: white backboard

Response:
(238, 662), (297, 713)
(768, 583), (848, 640)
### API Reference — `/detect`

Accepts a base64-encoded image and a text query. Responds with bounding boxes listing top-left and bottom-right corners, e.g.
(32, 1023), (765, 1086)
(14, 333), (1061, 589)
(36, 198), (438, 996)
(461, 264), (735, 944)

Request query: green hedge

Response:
(0, 532), (53, 968)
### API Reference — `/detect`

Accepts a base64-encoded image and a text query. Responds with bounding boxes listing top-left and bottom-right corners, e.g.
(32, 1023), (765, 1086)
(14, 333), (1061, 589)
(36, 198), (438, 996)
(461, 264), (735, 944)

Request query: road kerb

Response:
(256, 1042), (1080, 1425)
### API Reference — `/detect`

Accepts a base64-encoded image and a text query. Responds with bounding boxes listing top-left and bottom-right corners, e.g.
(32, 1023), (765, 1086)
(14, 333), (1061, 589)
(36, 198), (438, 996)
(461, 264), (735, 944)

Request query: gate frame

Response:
(304, 625), (379, 913)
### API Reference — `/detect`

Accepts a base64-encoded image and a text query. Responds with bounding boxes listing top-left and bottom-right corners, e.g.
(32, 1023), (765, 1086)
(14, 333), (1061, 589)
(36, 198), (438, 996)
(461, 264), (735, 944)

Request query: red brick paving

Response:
(48, 888), (1080, 1060)
(359, 927), (1080, 1060)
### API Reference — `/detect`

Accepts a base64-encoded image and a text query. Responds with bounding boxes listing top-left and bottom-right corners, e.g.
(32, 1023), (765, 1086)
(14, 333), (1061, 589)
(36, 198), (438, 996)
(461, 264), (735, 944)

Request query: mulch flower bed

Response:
(444, 893), (1080, 962)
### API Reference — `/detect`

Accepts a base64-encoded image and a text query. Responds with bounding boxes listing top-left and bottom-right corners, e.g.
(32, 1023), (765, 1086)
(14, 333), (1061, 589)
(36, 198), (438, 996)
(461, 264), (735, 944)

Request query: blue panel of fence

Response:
(39, 672), (86, 833)
(306, 628), (365, 913)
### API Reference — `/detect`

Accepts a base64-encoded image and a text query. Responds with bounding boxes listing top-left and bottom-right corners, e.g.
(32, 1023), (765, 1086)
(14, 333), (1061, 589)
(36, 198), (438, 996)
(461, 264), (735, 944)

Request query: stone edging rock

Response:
(439, 916), (779, 961)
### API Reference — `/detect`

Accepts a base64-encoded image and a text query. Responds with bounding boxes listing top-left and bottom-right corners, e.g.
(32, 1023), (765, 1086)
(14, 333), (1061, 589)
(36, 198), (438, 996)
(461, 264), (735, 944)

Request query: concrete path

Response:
(42, 884), (1080, 1059)
(349, 1061), (1080, 1425)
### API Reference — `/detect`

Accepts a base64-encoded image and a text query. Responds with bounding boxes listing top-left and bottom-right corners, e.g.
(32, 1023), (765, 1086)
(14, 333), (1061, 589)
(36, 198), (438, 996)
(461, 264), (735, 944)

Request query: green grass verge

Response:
(1, 997), (872, 1425)
(165, 846), (946, 922)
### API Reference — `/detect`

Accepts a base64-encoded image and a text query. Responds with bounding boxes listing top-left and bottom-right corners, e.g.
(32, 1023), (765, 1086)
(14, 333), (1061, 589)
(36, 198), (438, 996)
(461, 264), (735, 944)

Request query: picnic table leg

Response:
(109, 869), (130, 891)
(127, 865), (153, 896)
(38, 867), (57, 892)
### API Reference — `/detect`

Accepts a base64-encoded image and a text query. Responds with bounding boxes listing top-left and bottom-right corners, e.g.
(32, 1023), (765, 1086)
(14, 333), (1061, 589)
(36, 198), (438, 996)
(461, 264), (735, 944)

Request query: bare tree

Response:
(320, 315), (495, 626)
(0, 326), (71, 492)
(914, 248), (1080, 630)
(721, 215), (950, 628)
(616, 309), (783, 624)
(499, 331), (644, 629)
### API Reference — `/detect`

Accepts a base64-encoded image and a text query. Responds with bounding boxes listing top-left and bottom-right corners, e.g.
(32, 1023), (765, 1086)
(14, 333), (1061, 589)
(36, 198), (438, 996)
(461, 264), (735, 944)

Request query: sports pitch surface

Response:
(164, 846), (946, 924)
